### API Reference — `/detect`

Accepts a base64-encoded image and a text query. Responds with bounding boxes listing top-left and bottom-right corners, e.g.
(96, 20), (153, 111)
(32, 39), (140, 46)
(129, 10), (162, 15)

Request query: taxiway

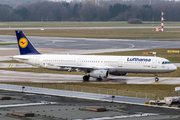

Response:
(0, 70), (178, 84)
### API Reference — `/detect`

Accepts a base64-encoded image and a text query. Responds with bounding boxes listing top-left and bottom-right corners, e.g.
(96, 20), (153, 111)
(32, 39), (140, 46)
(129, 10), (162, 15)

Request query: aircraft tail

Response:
(15, 30), (40, 55)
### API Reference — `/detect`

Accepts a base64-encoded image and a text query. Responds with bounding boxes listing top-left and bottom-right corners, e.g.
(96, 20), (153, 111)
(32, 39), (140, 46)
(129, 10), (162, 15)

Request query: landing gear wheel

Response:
(155, 77), (159, 82)
(83, 76), (89, 82)
(96, 78), (102, 81)
(154, 73), (159, 82)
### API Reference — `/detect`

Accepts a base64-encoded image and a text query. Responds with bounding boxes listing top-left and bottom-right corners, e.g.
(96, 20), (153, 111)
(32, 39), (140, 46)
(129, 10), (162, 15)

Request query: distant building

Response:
(72, 0), (102, 6)
(48, 0), (180, 5)
(72, 0), (180, 5)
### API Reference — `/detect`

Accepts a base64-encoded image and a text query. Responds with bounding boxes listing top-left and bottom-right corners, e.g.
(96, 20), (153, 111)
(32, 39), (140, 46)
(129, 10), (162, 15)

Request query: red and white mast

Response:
(161, 9), (164, 31)
(156, 9), (164, 32)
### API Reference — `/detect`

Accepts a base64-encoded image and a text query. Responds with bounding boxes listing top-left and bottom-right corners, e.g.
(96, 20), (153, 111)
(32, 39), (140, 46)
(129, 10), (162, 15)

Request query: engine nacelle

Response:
(90, 70), (108, 78)
(110, 72), (127, 76)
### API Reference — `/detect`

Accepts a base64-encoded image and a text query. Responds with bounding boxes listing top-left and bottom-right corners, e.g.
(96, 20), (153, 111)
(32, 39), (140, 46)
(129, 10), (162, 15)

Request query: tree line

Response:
(0, 1), (180, 22)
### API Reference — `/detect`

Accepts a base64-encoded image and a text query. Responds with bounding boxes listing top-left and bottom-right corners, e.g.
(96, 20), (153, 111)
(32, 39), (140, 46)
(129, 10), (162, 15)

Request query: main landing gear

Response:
(83, 75), (89, 82)
(83, 76), (103, 82)
(96, 78), (102, 81)
(155, 74), (159, 82)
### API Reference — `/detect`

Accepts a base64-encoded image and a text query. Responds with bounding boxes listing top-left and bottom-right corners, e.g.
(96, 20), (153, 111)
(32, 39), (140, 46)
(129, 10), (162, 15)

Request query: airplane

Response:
(13, 30), (177, 82)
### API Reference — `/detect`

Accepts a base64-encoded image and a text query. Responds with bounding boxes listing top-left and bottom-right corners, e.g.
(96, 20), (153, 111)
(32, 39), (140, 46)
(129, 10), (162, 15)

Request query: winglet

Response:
(15, 30), (40, 55)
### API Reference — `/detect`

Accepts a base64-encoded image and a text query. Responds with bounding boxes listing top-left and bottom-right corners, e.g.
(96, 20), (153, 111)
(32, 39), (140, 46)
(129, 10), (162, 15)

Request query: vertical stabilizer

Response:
(15, 30), (40, 55)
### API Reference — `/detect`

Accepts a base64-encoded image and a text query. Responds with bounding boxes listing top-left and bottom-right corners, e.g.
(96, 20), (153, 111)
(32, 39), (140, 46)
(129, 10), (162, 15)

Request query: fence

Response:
(9, 83), (159, 100)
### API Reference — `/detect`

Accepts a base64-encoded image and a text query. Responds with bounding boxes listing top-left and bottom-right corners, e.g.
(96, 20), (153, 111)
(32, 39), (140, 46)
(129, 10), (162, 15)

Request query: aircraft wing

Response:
(45, 63), (107, 72)
(59, 65), (95, 72)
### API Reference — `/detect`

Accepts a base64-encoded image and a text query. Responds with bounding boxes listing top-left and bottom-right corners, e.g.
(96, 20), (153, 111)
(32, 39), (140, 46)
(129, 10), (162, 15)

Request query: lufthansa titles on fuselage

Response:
(127, 57), (151, 62)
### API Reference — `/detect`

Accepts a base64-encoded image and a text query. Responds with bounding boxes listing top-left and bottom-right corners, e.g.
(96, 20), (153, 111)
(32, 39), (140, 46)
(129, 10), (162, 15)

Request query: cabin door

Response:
(35, 56), (40, 66)
(118, 59), (123, 67)
(152, 58), (157, 68)
(77, 58), (82, 66)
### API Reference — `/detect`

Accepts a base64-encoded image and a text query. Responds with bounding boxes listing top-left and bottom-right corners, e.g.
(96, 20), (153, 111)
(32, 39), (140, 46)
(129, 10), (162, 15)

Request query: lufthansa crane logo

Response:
(19, 38), (28, 48)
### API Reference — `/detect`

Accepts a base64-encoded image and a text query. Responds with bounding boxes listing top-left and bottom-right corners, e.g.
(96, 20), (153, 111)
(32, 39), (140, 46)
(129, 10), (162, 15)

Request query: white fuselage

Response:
(13, 54), (177, 74)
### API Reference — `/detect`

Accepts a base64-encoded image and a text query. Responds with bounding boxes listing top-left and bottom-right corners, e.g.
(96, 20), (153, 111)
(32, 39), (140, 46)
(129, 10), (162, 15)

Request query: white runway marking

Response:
(0, 102), (57, 108)
(127, 43), (134, 48)
(76, 113), (158, 120)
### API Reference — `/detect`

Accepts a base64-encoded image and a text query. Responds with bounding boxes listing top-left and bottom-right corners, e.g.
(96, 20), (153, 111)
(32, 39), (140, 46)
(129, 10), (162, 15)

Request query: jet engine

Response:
(90, 70), (108, 78)
(110, 72), (127, 76)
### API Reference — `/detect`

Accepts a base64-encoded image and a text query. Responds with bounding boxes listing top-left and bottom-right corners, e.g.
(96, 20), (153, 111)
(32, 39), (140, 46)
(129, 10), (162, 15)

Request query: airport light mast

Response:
(156, 9), (164, 32)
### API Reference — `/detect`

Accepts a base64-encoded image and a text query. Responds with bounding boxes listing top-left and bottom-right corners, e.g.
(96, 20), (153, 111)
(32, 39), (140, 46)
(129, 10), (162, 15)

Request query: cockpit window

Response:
(162, 61), (171, 64)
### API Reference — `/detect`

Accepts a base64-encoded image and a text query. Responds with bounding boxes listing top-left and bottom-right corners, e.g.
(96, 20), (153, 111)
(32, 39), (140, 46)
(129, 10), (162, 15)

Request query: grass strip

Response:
(0, 60), (20, 63)
(0, 43), (16, 46)
(1, 28), (180, 39)
(0, 21), (180, 28)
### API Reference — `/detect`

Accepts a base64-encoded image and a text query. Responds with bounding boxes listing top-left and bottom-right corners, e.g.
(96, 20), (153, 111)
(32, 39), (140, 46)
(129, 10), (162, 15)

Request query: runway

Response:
(1, 35), (180, 55)
(0, 70), (178, 84)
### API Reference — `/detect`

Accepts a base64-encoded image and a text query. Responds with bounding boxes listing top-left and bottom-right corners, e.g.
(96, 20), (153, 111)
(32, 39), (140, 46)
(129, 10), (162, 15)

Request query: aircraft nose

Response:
(170, 64), (177, 72)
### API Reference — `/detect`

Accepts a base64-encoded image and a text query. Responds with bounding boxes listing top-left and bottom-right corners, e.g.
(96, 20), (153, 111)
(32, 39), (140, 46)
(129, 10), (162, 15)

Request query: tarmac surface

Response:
(0, 69), (178, 84)
(0, 90), (180, 120)
(1, 35), (180, 54)
(1, 33), (180, 120)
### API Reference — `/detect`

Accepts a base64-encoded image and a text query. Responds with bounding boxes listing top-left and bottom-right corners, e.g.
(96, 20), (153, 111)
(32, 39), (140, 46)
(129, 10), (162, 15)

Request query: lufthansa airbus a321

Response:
(13, 31), (177, 82)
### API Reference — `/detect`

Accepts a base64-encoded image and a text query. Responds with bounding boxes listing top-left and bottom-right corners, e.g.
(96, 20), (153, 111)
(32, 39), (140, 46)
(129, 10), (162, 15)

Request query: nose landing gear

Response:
(155, 74), (159, 82)
(155, 77), (159, 82)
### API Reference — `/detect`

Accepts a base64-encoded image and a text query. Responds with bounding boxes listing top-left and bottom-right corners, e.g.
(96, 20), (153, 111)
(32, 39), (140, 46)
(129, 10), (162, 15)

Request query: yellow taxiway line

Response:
(7, 63), (13, 68)
(150, 77), (175, 84)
